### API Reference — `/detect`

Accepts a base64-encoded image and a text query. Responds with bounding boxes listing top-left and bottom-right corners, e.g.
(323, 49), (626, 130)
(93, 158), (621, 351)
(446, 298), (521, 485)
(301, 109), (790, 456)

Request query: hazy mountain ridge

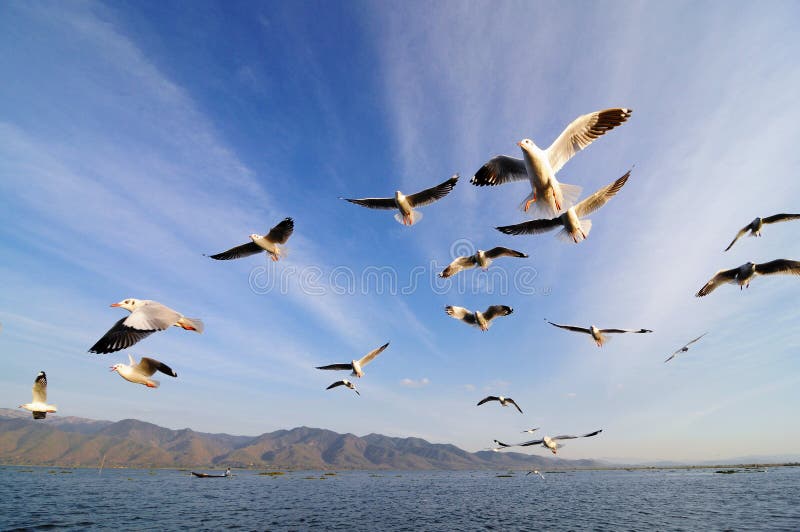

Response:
(0, 409), (598, 469)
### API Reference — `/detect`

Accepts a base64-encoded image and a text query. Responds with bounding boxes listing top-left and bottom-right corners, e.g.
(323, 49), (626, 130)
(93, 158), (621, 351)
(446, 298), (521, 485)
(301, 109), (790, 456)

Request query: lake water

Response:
(1, 466), (798, 530)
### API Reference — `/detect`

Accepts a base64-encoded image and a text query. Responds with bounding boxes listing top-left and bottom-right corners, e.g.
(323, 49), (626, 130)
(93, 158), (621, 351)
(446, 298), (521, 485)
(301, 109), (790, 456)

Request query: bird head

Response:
(111, 299), (140, 311)
(110, 364), (122, 373)
(249, 233), (262, 241)
(517, 138), (537, 153)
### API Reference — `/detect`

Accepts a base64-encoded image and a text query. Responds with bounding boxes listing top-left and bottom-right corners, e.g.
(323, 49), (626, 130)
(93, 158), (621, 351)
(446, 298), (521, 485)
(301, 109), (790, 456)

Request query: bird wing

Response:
(326, 381), (346, 390)
(483, 305), (513, 322)
(554, 429), (603, 440)
(206, 242), (263, 260)
(341, 196), (397, 210)
(546, 321), (592, 335)
(126, 302), (181, 331)
(695, 268), (739, 297)
(89, 317), (157, 354)
(357, 341), (390, 367)
(496, 217), (562, 236)
(506, 398), (523, 413)
(724, 226), (749, 252)
(755, 259), (800, 276)
(664, 352), (679, 363)
(445, 306), (477, 325)
(599, 328), (653, 334)
(484, 247), (528, 259)
(265, 217), (294, 244)
(477, 396), (499, 406)
(32, 373), (47, 403)
(685, 332), (708, 346)
(316, 363), (354, 371)
(762, 213), (800, 224)
(406, 174), (459, 207)
(546, 108), (633, 174)
(573, 170), (631, 218)
(139, 357), (177, 377)
(519, 438), (545, 447)
(470, 155), (528, 186)
(493, 439), (513, 447)
(440, 256), (476, 278)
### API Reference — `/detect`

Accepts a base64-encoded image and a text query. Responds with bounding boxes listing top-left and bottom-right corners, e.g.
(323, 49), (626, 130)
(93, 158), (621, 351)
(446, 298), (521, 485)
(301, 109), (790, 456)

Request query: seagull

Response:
(496, 170), (631, 243)
(724, 214), (800, 251)
(664, 333), (708, 363)
(315, 342), (390, 378)
(471, 108), (632, 218)
(326, 379), (360, 395)
(89, 299), (203, 354)
(522, 427), (540, 434)
(695, 260), (800, 297)
(19, 371), (57, 419)
(477, 396), (523, 413)
(340, 174), (459, 226)
(546, 320), (652, 347)
(519, 430), (603, 455)
(110, 354), (178, 388)
(206, 217), (294, 261)
(445, 305), (513, 331)
(526, 470), (545, 479)
(439, 247), (528, 278)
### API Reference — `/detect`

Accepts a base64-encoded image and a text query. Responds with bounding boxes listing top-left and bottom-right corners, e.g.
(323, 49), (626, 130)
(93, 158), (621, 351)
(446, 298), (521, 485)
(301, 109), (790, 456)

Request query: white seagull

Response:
(496, 169), (631, 243)
(477, 395), (523, 413)
(546, 320), (653, 347)
(522, 427), (540, 434)
(526, 470), (545, 479)
(664, 333), (708, 363)
(497, 430), (603, 455)
(111, 354), (178, 388)
(695, 260), (800, 297)
(725, 214), (800, 251)
(315, 342), (390, 378)
(471, 108), (632, 218)
(326, 379), (360, 395)
(445, 305), (513, 331)
(439, 247), (528, 278)
(19, 371), (57, 419)
(341, 175), (459, 226)
(206, 217), (294, 261)
(89, 299), (203, 354)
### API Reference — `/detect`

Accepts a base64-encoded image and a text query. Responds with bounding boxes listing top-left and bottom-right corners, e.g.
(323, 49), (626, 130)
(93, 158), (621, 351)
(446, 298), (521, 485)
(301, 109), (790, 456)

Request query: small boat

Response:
(192, 467), (231, 478)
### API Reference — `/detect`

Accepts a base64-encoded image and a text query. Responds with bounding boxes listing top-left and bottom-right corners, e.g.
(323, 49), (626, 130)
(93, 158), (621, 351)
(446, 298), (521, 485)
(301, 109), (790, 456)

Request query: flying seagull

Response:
(111, 354), (178, 388)
(519, 430), (603, 455)
(206, 217), (294, 261)
(19, 371), (57, 419)
(695, 260), (800, 297)
(439, 247), (528, 278)
(725, 214), (800, 251)
(341, 174), (459, 226)
(445, 305), (513, 331)
(496, 170), (631, 243)
(316, 341), (390, 378)
(522, 427), (540, 434)
(664, 333), (708, 363)
(477, 395), (523, 413)
(89, 299), (203, 354)
(326, 379), (360, 395)
(546, 320), (652, 347)
(526, 470), (545, 479)
(471, 108), (632, 218)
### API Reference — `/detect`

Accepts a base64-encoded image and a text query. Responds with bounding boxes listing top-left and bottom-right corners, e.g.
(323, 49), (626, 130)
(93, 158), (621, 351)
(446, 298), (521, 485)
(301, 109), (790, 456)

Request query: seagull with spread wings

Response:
(315, 342), (390, 378)
(206, 217), (294, 261)
(546, 320), (652, 347)
(478, 395), (523, 413)
(471, 108), (632, 218)
(110, 354), (178, 388)
(439, 247), (528, 278)
(89, 299), (203, 354)
(496, 430), (603, 455)
(664, 333), (708, 363)
(695, 260), (800, 297)
(19, 371), (57, 419)
(445, 305), (513, 331)
(496, 170), (631, 243)
(341, 175), (458, 226)
(725, 214), (800, 251)
(326, 380), (360, 396)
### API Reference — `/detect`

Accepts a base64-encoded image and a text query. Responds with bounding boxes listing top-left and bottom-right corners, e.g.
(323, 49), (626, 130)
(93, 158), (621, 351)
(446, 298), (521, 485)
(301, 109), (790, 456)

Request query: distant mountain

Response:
(0, 409), (601, 470)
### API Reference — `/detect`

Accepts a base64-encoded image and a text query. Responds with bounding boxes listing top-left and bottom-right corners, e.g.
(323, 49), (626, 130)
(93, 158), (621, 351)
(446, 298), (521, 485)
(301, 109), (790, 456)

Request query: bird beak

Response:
(110, 366), (117, 372)
(517, 141), (524, 148)
(110, 303), (121, 307)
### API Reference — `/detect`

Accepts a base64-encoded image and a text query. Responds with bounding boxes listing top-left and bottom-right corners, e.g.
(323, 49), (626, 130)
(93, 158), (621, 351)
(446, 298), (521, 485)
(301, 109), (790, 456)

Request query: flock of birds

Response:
(17, 107), (800, 463)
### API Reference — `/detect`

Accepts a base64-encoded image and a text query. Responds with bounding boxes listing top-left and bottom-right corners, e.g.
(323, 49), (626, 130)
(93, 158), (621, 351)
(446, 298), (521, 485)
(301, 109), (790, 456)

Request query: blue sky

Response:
(1, 0), (799, 462)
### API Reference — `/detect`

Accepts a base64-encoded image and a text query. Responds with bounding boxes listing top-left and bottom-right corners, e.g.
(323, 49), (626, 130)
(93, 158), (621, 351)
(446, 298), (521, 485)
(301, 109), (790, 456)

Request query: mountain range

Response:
(0, 409), (601, 470)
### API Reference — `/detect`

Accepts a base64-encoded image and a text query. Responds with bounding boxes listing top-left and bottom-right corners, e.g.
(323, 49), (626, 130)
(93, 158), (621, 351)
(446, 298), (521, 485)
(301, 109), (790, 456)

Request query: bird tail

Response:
(394, 210), (423, 226)
(555, 219), (592, 243)
(33, 411), (46, 420)
(519, 191), (555, 219)
(177, 317), (204, 333)
(557, 182), (583, 211)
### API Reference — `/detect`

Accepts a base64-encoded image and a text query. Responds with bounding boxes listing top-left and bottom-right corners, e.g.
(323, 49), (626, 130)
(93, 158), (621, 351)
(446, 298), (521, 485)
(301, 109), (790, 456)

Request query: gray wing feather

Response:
(762, 213), (800, 224)
(471, 156), (528, 186)
(139, 357), (177, 377)
(496, 218), (562, 236)
(755, 259), (800, 276)
(407, 175), (459, 207)
(206, 242), (263, 260)
(483, 305), (513, 321)
(484, 247), (528, 259)
(695, 268), (739, 297)
(546, 321), (592, 334)
(724, 226), (749, 252)
(341, 197), (397, 210)
(573, 170), (631, 218)
(89, 317), (157, 354)
(265, 218), (294, 244)
(546, 108), (633, 174)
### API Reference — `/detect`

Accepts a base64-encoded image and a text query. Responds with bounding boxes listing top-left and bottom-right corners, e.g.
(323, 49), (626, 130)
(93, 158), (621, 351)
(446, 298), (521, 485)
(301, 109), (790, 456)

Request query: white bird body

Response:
(519, 139), (568, 216)
(19, 371), (56, 419)
(250, 234), (281, 259)
(350, 359), (364, 378)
